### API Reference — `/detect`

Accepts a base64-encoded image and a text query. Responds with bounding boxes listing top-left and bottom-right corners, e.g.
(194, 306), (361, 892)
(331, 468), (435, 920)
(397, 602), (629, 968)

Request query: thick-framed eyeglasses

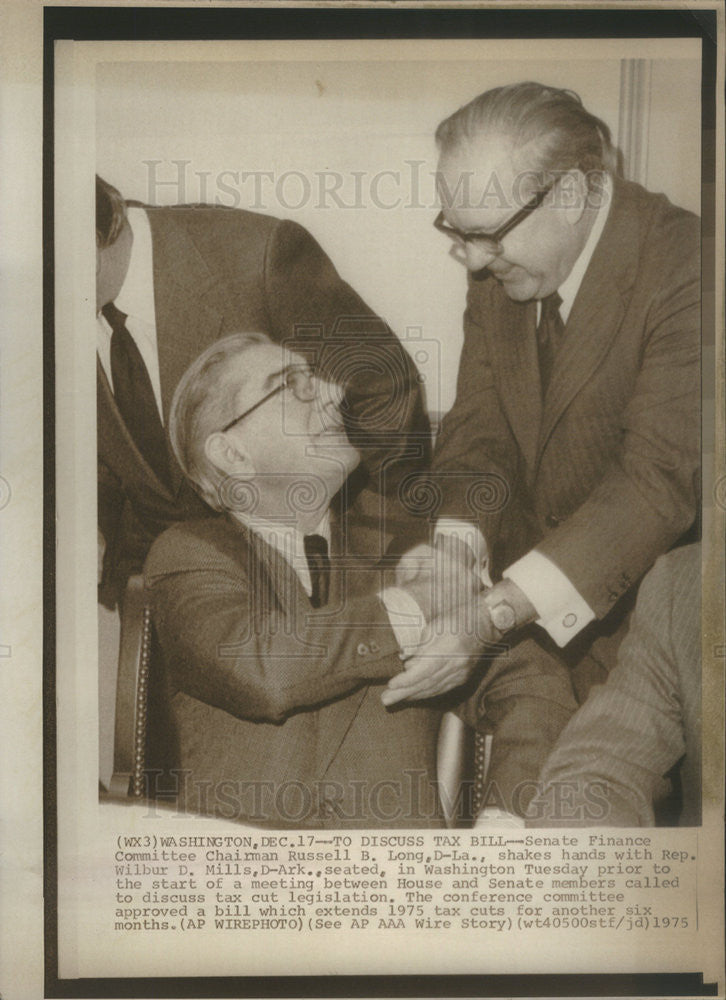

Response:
(434, 180), (556, 258)
(221, 364), (317, 432)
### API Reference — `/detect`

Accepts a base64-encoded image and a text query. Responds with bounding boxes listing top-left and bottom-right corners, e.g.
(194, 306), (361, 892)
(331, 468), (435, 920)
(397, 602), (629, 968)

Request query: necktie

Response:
(536, 291), (564, 398)
(303, 534), (331, 609)
(102, 301), (170, 486)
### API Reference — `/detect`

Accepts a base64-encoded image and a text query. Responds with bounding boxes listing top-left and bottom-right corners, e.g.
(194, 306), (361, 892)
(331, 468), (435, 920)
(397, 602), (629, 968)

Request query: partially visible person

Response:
(96, 175), (431, 608)
(525, 544), (702, 827)
(144, 333), (446, 828)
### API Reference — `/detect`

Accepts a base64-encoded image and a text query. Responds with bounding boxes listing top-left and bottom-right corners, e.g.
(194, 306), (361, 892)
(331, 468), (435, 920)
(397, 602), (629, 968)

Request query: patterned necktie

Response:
(303, 534), (331, 608)
(536, 291), (564, 398)
(102, 301), (170, 486)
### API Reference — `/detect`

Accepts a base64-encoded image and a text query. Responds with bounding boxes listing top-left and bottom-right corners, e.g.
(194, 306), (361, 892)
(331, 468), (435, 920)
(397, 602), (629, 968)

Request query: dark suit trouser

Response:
(457, 633), (579, 817)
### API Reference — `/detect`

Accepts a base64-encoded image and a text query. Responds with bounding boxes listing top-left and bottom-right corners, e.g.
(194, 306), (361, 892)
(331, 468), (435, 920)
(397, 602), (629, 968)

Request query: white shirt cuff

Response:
(434, 518), (493, 588)
(504, 549), (596, 647)
(379, 586), (426, 657)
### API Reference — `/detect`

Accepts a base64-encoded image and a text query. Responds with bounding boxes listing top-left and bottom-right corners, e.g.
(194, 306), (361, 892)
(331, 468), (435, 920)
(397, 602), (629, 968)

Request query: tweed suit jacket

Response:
(144, 513), (443, 828)
(527, 544), (701, 827)
(98, 204), (431, 604)
(430, 178), (700, 673)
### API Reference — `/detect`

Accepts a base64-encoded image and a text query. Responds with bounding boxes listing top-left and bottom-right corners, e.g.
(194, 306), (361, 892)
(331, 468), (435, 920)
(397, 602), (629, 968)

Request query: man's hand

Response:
(394, 535), (482, 623)
(381, 597), (501, 705)
(393, 543), (435, 586)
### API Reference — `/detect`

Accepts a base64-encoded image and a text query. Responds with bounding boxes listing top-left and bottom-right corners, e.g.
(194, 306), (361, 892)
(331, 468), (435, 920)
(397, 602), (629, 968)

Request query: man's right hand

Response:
(394, 534), (482, 623)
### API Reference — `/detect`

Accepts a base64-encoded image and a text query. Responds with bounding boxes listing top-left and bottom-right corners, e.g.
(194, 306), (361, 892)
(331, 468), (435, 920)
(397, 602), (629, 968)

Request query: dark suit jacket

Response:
(144, 513), (443, 828)
(527, 544), (701, 827)
(99, 205), (431, 605)
(430, 178), (700, 684)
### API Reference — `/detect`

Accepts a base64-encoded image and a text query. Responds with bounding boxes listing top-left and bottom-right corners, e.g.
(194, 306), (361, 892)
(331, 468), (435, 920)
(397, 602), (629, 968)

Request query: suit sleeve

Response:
(97, 456), (127, 607)
(146, 532), (404, 725)
(262, 220), (431, 517)
(535, 229), (700, 618)
(428, 280), (534, 568)
(98, 456), (124, 546)
(526, 551), (690, 827)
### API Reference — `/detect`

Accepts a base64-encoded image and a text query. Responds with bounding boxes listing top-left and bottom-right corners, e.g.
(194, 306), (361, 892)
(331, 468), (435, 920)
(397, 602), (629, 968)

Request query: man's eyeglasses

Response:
(221, 364), (317, 432)
(434, 180), (555, 259)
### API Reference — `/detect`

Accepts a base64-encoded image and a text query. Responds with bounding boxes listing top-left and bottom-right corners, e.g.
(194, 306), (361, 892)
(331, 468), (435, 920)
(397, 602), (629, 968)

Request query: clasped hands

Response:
(381, 534), (498, 706)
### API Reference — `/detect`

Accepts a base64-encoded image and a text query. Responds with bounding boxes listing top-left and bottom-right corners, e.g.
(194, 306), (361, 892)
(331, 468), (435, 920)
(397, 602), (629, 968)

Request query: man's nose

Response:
(464, 241), (499, 272)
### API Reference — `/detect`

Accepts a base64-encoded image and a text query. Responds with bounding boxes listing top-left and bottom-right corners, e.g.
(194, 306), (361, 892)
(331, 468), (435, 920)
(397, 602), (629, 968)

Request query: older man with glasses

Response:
(385, 81), (700, 822)
(95, 175), (432, 613)
(144, 332), (460, 828)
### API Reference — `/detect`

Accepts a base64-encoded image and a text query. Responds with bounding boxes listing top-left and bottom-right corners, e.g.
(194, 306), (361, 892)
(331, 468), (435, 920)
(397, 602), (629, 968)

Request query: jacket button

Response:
(545, 513), (561, 528)
(370, 641), (380, 653)
(357, 643), (369, 656)
(562, 613), (577, 628)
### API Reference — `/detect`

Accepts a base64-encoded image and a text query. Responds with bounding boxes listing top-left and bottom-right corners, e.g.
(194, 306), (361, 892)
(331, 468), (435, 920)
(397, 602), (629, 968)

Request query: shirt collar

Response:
(236, 509), (331, 545)
(114, 206), (156, 325)
(557, 173), (612, 323)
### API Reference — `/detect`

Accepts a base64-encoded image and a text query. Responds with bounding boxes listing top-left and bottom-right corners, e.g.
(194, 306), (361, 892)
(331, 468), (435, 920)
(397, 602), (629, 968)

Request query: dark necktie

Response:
(303, 533), (331, 609)
(536, 291), (564, 398)
(102, 301), (170, 485)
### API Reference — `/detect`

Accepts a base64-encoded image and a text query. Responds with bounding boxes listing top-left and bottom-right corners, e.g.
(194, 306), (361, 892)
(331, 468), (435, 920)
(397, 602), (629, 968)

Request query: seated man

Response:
(525, 544), (701, 827)
(145, 332), (446, 828)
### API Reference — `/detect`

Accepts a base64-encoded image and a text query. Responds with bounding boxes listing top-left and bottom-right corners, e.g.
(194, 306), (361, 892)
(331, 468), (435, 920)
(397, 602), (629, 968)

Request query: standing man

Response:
(385, 82), (700, 810)
(96, 176), (431, 608)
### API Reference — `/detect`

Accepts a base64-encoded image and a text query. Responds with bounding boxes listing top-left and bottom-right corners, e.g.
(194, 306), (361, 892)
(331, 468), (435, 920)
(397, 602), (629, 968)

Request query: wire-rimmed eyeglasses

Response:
(221, 364), (317, 433)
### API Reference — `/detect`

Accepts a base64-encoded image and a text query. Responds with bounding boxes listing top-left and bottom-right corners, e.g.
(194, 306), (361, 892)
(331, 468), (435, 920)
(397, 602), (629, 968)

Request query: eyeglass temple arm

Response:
(220, 384), (284, 433)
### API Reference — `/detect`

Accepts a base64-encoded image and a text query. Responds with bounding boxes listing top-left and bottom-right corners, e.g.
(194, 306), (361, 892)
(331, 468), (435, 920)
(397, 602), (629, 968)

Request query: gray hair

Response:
(435, 81), (620, 185)
(169, 332), (270, 510)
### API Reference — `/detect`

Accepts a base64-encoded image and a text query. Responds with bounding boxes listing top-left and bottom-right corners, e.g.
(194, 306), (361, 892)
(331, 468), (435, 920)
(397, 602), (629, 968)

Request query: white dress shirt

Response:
(437, 176), (613, 647)
(96, 207), (164, 419)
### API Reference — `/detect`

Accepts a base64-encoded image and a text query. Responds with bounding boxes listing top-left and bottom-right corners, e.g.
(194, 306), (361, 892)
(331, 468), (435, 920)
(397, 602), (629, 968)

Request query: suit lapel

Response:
(146, 208), (227, 497)
(97, 355), (173, 497)
(241, 522), (303, 618)
(485, 293), (542, 474)
(225, 509), (380, 792)
(536, 180), (638, 467)
(236, 512), (369, 780)
(314, 509), (373, 777)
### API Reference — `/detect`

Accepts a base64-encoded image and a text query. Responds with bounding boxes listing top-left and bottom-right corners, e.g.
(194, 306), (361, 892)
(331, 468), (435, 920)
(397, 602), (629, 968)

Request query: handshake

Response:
(381, 533), (503, 707)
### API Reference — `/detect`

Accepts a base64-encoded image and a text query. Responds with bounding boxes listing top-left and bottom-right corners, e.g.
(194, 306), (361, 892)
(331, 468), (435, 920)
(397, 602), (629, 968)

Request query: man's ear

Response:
(561, 169), (590, 226)
(205, 431), (255, 477)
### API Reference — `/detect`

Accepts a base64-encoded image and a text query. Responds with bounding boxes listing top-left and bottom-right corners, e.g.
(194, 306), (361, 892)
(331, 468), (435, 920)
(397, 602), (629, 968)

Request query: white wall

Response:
(645, 59), (702, 216)
(96, 53), (700, 412)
